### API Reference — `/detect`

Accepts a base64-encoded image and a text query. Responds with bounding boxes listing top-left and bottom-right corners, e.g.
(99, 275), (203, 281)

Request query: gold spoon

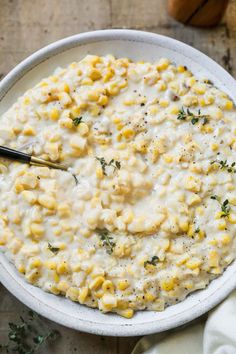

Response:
(0, 145), (67, 170)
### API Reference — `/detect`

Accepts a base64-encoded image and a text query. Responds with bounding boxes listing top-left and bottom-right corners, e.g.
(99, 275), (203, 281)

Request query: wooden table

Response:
(1, 0), (236, 352)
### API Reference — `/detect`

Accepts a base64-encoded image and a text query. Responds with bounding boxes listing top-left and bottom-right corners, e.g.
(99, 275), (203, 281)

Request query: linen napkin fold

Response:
(132, 290), (236, 354)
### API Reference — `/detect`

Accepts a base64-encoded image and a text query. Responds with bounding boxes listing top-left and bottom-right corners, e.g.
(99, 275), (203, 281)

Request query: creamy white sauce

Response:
(0, 55), (236, 318)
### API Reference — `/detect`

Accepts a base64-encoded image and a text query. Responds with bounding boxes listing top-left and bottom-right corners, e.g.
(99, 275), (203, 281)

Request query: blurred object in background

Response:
(168, 0), (229, 27)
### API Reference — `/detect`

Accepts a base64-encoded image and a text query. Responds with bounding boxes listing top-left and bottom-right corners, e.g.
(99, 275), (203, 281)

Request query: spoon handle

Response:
(0, 145), (31, 163)
(0, 145), (67, 171)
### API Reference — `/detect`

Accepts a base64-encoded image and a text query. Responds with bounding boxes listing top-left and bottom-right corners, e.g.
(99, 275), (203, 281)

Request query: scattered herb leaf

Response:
(221, 199), (231, 217)
(177, 107), (210, 125)
(95, 157), (121, 176)
(144, 256), (159, 268)
(210, 195), (219, 201)
(73, 174), (79, 185)
(202, 117), (209, 125)
(191, 117), (199, 125)
(177, 107), (187, 121)
(48, 243), (60, 254)
(96, 229), (115, 255)
(72, 117), (83, 126)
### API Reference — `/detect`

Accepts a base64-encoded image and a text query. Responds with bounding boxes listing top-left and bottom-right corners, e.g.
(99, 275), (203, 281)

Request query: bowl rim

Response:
(1, 29), (236, 337)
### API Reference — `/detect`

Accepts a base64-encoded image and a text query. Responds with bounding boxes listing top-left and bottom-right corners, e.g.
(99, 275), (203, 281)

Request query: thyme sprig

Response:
(211, 159), (236, 173)
(177, 107), (210, 125)
(0, 311), (60, 354)
(210, 195), (231, 217)
(96, 229), (115, 255)
(95, 157), (121, 176)
(144, 256), (159, 268)
(48, 243), (60, 255)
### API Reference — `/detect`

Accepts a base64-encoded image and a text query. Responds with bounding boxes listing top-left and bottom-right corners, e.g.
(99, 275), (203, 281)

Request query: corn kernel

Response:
(78, 286), (89, 303)
(211, 143), (219, 151)
(66, 287), (80, 301)
(89, 68), (102, 81)
(163, 154), (173, 163)
(186, 259), (202, 270)
(208, 250), (219, 267)
(30, 258), (42, 269)
(45, 260), (57, 270)
(217, 220), (227, 230)
(57, 261), (70, 275)
(122, 128), (135, 140)
(77, 122), (89, 136)
(117, 308), (134, 319)
(157, 58), (170, 71)
(57, 281), (70, 293)
(89, 276), (105, 290)
(38, 194), (57, 210)
(98, 94), (109, 106)
(63, 83), (70, 93)
(177, 65), (186, 73)
(50, 108), (60, 120)
(101, 294), (117, 310)
(102, 280), (115, 293)
(179, 221), (189, 232)
(117, 279), (130, 291)
(21, 190), (37, 205)
(221, 234), (231, 245)
(160, 278), (175, 292)
(18, 264), (25, 274)
(30, 223), (44, 238)
(224, 99), (233, 110)
(193, 83), (206, 95)
(228, 214), (236, 224)
(22, 125), (36, 136)
(159, 99), (169, 108)
(144, 292), (155, 302)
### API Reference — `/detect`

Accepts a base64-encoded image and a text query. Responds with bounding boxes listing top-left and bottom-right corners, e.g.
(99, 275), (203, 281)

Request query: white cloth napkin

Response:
(132, 290), (236, 354)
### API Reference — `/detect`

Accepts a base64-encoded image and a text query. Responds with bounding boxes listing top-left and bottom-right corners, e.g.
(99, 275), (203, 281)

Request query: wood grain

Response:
(1, 0), (236, 353)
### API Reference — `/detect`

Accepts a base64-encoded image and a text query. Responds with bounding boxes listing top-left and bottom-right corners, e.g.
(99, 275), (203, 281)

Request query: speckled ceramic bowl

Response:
(1, 29), (236, 337)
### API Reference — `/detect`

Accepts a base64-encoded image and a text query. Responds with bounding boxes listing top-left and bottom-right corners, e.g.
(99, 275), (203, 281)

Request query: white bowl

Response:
(1, 29), (236, 337)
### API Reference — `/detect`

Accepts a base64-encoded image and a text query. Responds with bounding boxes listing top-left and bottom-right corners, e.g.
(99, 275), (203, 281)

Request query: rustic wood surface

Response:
(1, 0), (236, 353)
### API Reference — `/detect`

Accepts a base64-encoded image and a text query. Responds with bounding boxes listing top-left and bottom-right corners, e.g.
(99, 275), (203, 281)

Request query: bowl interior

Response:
(1, 30), (236, 336)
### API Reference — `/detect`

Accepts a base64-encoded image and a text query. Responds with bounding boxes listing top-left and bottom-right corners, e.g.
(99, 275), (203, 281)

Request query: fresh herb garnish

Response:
(96, 229), (115, 255)
(211, 195), (231, 217)
(177, 107), (210, 125)
(144, 256), (159, 268)
(48, 243), (60, 254)
(72, 116), (83, 126)
(211, 159), (236, 173)
(73, 174), (79, 185)
(195, 227), (200, 234)
(95, 157), (121, 176)
(177, 107), (188, 121)
(221, 199), (231, 217)
(0, 311), (60, 354)
(191, 117), (199, 125)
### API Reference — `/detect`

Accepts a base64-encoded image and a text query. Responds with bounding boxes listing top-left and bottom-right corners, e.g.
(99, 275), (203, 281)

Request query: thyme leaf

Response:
(48, 243), (60, 254)
(72, 116), (83, 126)
(144, 256), (159, 268)
(221, 199), (231, 217)
(96, 229), (115, 255)
(95, 157), (121, 176)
